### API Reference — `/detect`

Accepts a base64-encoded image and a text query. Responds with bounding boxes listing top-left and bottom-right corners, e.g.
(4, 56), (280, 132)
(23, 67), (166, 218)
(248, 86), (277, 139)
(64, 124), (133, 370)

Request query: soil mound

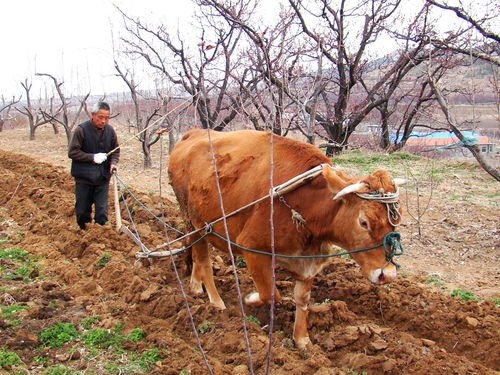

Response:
(0, 149), (498, 374)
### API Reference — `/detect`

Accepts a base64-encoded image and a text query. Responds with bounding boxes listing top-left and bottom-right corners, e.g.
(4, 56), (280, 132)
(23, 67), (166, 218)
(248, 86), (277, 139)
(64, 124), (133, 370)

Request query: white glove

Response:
(93, 153), (107, 164)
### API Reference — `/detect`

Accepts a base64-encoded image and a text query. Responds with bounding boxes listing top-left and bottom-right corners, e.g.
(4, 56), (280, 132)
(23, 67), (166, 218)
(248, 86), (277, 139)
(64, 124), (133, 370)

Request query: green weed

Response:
(4, 264), (40, 281)
(313, 298), (331, 305)
(82, 324), (146, 349)
(82, 328), (118, 348)
(40, 322), (79, 348)
(246, 315), (261, 325)
(34, 355), (50, 364)
(236, 256), (247, 268)
(425, 276), (447, 289)
(198, 321), (213, 334)
(43, 364), (78, 375)
(347, 370), (368, 375)
(1, 305), (28, 319)
(9, 319), (21, 327)
(0, 248), (29, 260)
(451, 289), (478, 301)
(126, 328), (146, 342)
(101, 348), (163, 373)
(81, 316), (100, 330)
(491, 297), (500, 307)
(136, 348), (163, 371)
(96, 253), (111, 269)
(0, 348), (22, 368)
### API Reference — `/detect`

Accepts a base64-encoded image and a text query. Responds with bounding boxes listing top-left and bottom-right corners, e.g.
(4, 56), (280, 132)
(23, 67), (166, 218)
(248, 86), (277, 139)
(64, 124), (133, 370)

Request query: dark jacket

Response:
(68, 120), (120, 185)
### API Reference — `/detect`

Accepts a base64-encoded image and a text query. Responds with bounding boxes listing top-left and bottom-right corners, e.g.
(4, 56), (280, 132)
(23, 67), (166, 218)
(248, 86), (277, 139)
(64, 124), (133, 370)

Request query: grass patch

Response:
(451, 289), (478, 301)
(131, 348), (163, 372)
(1, 305), (28, 320)
(126, 328), (146, 342)
(82, 324), (147, 349)
(425, 276), (447, 289)
(33, 355), (50, 364)
(40, 322), (79, 348)
(82, 328), (120, 348)
(99, 347), (164, 374)
(43, 364), (78, 375)
(81, 316), (100, 330)
(0, 348), (23, 368)
(0, 246), (42, 282)
(332, 150), (420, 175)
(0, 248), (29, 260)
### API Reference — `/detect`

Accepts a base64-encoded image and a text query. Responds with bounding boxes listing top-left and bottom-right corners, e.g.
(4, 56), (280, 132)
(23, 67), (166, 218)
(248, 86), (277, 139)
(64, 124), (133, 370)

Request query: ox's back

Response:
(168, 128), (330, 226)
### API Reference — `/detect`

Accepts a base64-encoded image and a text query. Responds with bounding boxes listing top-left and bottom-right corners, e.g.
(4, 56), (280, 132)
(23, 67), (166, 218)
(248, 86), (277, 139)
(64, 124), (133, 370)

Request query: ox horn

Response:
(393, 178), (408, 187)
(333, 182), (368, 200)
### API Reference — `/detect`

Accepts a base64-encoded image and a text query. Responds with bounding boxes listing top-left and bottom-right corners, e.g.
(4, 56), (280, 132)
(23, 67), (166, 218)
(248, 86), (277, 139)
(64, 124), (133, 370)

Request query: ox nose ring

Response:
(382, 232), (404, 269)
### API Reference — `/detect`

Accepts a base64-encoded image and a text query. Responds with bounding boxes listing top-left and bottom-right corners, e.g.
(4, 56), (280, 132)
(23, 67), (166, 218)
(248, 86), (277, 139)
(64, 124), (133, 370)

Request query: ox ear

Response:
(322, 165), (368, 200)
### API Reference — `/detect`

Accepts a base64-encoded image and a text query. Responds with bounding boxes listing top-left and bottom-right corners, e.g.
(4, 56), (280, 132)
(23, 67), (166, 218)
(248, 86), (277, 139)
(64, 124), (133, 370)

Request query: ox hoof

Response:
(295, 336), (312, 350)
(210, 299), (226, 310)
(244, 292), (264, 307)
(189, 279), (204, 295)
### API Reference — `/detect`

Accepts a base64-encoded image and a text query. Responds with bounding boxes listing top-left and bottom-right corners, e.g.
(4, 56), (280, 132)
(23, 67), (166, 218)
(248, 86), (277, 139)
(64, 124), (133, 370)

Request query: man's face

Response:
(91, 109), (110, 129)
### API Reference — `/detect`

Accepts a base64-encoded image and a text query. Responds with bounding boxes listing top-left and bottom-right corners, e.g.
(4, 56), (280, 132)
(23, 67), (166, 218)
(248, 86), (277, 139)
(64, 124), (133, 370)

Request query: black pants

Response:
(75, 181), (109, 229)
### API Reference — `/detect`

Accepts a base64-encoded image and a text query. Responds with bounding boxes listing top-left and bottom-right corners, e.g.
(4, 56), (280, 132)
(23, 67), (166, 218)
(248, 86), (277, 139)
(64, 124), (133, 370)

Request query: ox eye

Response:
(359, 218), (369, 230)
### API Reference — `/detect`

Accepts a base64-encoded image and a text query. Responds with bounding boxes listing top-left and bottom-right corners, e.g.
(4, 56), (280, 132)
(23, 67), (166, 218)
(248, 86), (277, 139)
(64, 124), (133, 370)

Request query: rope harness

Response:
(118, 165), (404, 266)
(356, 189), (402, 227)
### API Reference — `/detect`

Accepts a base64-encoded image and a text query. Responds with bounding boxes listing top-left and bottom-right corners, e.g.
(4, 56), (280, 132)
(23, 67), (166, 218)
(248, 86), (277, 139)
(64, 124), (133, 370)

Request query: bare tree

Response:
(16, 79), (54, 140)
(36, 73), (89, 144)
(114, 60), (174, 168)
(201, 0), (447, 154)
(0, 96), (20, 132)
(117, 5), (253, 131)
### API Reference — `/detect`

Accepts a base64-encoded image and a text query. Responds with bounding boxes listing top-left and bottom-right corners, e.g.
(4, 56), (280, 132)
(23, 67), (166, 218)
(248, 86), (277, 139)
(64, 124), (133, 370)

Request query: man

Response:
(68, 101), (120, 230)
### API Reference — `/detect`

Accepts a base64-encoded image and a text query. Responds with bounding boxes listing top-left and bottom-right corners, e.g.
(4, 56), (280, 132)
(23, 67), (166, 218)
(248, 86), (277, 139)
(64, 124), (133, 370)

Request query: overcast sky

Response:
(1, 0), (494, 101)
(0, 0), (198, 99)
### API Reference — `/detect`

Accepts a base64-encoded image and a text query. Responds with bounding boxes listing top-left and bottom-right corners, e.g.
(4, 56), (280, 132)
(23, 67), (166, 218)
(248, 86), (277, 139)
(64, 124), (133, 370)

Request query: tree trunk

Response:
(29, 124), (36, 141)
(325, 145), (343, 157)
(142, 141), (152, 169)
(429, 76), (500, 182)
(465, 145), (500, 181)
(168, 130), (176, 154)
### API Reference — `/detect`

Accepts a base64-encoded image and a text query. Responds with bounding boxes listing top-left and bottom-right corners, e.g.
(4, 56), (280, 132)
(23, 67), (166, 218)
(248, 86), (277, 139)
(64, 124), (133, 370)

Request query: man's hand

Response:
(110, 164), (117, 174)
(93, 153), (107, 164)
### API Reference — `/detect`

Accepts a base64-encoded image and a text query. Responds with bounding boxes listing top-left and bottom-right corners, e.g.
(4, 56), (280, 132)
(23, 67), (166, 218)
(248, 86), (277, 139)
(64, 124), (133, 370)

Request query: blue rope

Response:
(156, 230), (404, 266)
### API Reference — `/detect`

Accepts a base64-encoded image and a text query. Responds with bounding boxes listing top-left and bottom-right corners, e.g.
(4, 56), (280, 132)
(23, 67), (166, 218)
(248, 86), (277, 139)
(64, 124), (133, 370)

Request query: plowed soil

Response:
(0, 127), (499, 375)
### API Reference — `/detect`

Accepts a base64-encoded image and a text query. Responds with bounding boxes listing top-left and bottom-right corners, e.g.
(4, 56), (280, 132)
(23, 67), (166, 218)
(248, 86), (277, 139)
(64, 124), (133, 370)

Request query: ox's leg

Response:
(244, 253), (282, 307)
(293, 278), (313, 349)
(190, 238), (226, 310)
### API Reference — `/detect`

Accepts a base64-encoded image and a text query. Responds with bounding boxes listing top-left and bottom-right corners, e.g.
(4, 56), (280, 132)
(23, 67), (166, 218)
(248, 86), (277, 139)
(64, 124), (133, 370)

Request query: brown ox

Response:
(168, 128), (405, 348)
